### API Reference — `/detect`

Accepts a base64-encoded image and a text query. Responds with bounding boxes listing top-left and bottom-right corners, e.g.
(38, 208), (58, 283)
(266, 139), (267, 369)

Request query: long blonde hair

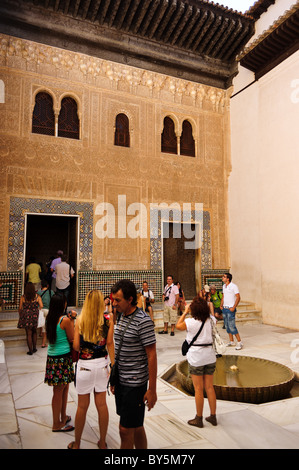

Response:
(78, 290), (106, 343)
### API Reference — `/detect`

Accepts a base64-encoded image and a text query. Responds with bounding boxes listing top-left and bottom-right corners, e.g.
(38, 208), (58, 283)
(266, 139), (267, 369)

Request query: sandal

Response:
(97, 440), (108, 449)
(68, 441), (79, 449)
(65, 416), (71, 425)
(52, 424), (75, 432)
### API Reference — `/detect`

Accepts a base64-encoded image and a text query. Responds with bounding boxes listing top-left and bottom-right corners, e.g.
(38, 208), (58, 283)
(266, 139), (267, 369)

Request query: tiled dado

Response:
(8, 198), (212, 274)
(201, 269), (229, 291)
(0, 272), (22, 311)
(150, 207), (212, 270)
(6, 197), (213, 308)
(0, 269), (227, 310)
(78, 270), (163, 305)
(8, 197), (93, 272)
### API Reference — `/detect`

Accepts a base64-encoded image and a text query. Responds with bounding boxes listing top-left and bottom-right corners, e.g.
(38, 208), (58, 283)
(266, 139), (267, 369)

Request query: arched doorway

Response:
(24, 214), (78, 306)
(162, 222), (200, 299)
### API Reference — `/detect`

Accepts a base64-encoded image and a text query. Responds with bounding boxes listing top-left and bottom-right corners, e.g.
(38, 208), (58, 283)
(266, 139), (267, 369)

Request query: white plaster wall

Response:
(229, 50), (299, 329)
(229, 79), (262, 305)
(248, 0), (296, 46)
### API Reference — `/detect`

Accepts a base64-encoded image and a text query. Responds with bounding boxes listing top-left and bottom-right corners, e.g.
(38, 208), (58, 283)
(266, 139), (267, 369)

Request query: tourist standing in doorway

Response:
(50, 250), (63, 292)
(68, 290), (115, 449)
(18, 282), (43, 355)
(176, 296), (217, 428)
(25, 257), (42, 291)
(55, 254), (75, 310)
(220, 273), (243, 350)
(111, 279), (157, 449)
(44, 294), (75, 432)
(159, 275), (179, 336)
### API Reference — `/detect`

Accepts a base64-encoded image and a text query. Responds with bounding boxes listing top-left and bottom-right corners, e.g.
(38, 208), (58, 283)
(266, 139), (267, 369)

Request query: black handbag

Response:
(181, 320), (206, 356)
(109, 362), (119, 387)
(108, 309), (139, 389)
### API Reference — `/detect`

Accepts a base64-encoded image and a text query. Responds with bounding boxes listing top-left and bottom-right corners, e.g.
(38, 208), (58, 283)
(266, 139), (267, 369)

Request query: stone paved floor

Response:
(1, 320), (299, 450)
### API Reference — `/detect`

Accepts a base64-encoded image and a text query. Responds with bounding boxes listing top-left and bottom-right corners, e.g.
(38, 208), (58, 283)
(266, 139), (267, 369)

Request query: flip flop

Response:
(97, 440), (108, 449)
(52, 424), (74, 433)
(67, 441), (79, 449)
(65, 416), (71, 425)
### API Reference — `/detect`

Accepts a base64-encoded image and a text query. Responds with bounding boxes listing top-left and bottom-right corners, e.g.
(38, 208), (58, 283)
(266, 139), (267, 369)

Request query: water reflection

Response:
(176, 355), (295, 404)
(214, 355), (292, 388)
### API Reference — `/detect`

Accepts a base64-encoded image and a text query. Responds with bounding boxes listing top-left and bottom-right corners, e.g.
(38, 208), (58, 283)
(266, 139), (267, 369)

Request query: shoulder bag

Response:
(37, 309), (45, 328)
(37, 293), (45, 329)
(182, 319), (206, 356)
(211, 318), (226, 356)
(108, 309), (139, 388)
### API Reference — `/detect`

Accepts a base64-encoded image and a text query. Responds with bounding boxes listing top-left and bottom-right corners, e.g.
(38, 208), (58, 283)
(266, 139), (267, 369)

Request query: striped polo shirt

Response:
(114, 308), (156, 387)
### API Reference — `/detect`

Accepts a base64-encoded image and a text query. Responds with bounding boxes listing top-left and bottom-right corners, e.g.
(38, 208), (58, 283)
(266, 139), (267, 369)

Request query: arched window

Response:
(161, 116), (177, 154)
(180, 120), (195, 157)
(58, 97), (79, 139)
(32, 92), (55, 136)
(114, 113), (130, 147)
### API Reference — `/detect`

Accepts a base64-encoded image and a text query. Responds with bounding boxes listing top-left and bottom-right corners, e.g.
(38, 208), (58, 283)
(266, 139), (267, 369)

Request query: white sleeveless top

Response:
(185, 316), (216, 367)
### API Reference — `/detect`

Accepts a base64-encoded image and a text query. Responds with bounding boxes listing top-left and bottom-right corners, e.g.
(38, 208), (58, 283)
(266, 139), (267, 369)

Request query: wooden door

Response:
(163, 222), (197, 299)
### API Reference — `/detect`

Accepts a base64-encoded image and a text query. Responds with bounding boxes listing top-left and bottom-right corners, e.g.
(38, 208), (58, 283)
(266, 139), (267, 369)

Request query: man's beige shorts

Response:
(163, 305), (178, 324)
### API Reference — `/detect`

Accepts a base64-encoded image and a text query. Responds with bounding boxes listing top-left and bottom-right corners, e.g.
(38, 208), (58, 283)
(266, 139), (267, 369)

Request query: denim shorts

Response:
(222, 308), (239, 335)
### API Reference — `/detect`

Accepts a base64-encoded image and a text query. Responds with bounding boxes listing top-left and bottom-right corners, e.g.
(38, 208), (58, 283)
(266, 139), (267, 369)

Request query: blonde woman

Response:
(68, 290), (115, 449)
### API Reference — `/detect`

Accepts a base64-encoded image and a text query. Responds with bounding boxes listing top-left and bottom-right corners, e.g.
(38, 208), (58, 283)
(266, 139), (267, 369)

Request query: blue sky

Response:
(218, 1), (256, 13)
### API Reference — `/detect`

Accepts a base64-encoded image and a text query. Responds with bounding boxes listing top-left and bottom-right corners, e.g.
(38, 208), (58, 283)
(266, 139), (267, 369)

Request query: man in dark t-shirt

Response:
(111, 279), (157, 449)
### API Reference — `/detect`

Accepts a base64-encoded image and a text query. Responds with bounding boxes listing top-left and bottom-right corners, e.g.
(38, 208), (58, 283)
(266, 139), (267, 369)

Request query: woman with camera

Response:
(176, 296), (217, 428)
(159, 275), (179, 336)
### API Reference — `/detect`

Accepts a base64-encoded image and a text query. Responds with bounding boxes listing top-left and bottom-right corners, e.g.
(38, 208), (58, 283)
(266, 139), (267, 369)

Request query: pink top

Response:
(164, 283), (179, 307)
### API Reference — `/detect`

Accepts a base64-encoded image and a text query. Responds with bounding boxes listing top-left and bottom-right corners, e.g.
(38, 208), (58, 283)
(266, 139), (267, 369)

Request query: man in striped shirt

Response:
(111, 279), (157, 449)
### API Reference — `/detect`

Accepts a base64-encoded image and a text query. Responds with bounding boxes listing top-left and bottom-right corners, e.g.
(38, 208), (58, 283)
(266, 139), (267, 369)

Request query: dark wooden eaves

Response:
(0, 0), (256, 88)
(239, 5), (299, 80)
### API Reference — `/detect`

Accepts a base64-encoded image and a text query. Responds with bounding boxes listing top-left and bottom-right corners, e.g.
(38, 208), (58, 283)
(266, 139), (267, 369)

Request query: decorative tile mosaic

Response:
(201, 269), (229, 291)
(150, 206), (211, 270)
(0, 272), (23, 311)
(6, 197), (212, 308)
(8, 197), (93, 271)
(78, 270), (163, 305)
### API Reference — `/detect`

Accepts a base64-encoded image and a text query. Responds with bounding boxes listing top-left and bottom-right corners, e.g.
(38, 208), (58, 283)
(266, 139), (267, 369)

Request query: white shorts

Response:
(75, 357), (109, 394)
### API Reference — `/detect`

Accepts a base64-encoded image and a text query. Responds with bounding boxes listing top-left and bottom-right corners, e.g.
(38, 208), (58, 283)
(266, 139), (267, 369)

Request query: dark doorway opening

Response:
(163, 222), (198, 300)
(25, 214), (78, 306)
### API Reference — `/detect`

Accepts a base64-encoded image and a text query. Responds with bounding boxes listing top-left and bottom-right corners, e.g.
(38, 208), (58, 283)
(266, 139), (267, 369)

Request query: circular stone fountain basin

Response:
(176, 355), (295, 404)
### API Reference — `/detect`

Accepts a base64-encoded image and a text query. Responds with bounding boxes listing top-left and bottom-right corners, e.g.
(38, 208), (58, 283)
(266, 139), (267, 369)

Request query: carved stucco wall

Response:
(0, 33), (232, 274)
